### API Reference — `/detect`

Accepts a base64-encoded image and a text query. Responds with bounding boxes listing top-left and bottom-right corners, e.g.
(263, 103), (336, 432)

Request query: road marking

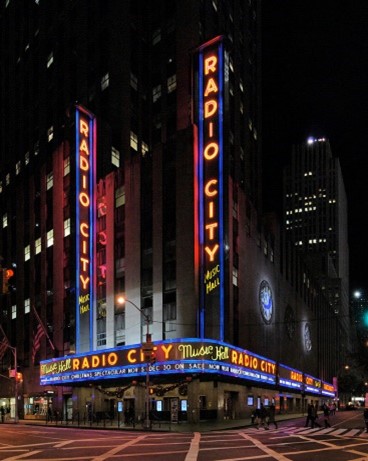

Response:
(184, 432), (201, 461)
(90, 434), (147, 461)
(344, 429), (361, 437)
(54, 440), (75, 448)
(2, 451), (42, 460)
(240, 431), (292, 460)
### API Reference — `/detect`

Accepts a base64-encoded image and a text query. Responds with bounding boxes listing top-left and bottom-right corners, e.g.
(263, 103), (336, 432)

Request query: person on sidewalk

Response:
(268, 403), (278, 429)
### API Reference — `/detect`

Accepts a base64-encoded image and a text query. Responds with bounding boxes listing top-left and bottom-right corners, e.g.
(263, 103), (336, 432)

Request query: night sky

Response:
(261, 0), (368, 292)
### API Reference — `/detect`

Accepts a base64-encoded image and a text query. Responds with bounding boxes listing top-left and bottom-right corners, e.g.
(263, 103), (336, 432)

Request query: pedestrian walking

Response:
(322, 403), (331, 428)
(0, 407), (4, 423)
(305, 404), (313, 427)
(268, 403), (278, 429)
(253, 407), (261, 427)
(312, 403), (321, 428)
(364, 408), (368, 433)
(258, 403), (269, 430)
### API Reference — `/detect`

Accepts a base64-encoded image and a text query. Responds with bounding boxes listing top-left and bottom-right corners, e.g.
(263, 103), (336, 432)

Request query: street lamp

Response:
(7, 345), (18, 423)
(117, 296), (152, 430)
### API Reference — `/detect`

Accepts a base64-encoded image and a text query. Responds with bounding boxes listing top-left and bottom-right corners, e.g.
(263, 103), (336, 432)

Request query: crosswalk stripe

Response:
(315, 428), (336, 434)
(344, 429), (361, 437)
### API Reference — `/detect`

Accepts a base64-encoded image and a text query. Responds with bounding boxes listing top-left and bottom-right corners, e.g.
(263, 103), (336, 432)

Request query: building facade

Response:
(0, 1), (336, 423)
(283, 138), (350, 373)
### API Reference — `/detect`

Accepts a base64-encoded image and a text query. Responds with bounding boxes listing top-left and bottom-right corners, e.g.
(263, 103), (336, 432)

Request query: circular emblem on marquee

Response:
(304, 323), (312, 351)
(285, 305), (296, 339)
(259, 280), (273, 324)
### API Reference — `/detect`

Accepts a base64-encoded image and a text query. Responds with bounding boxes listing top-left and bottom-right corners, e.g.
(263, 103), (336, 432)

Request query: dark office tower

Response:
(0, 2), (337, 424)
(283, 138), (350, 359)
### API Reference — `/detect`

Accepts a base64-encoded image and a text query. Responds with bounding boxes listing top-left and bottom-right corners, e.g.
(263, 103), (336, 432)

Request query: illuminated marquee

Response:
(304, 374), (322, 394)
(321, 381), (336, 397)
(40, 339), (276, 386)
(278, 364), (303, 390)
(195, 36), (225, 339)
(75, 106), (96, 352)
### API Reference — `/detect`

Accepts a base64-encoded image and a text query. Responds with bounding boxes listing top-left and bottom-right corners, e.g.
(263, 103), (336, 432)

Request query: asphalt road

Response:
(0, 410), (367, 461)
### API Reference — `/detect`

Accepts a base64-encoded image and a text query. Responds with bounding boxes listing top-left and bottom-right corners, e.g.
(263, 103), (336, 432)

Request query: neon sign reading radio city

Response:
(202, 53), (220, 265)
(197, 36), (225, 340)
(76, 106), (96, 352)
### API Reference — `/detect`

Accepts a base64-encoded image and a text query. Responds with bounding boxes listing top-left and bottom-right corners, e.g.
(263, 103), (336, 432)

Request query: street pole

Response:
(14, 346), (18, 423)
(144, 319), (151, 431)
(117, 296), (151, 430)
(7, 345), (18, 423)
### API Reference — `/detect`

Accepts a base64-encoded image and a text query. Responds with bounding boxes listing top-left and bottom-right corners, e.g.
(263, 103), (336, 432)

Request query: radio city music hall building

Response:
(0, 1), (338, 422)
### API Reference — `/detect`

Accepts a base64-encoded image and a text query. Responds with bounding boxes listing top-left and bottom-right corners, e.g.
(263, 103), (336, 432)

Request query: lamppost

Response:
(117, 296), (152, 430)
(7, 344), (18, 423)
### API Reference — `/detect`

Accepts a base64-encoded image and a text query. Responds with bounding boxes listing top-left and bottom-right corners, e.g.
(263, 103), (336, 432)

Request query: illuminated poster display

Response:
(195, 36), (226, 340)
(75, 106), (96, 352)
(304, 373), (322, 394)
(40, 339), (276, 386)
(278, 364), (303, 390)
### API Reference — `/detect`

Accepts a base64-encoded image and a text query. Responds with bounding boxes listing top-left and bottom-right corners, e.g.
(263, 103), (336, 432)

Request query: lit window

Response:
(47, 52), (54, 68)
(6, 173), (10, 185)
(47, 229), (54, 247)
(229, 58), (234, 72)
(64, 218), (71, 237)
(152, 84), (161, 102)
(152, 28), (161, 45)
(25, 151), (30, 165)
(34, 141), (39, 156)
(130, 131), (138, 151)
(0, 181), (2, 193)
(5, 0), (10, 7)
(212, 0), (218, 11)
(111, 146), (120, 167)
(12, 305), (16, 320)
(25, 298), (30, 314)
(64, 157), (70, 176)
(47, 126), (54, 142)
(130, 73), (138, 90)
(35, 238), (41, 255)
(2, 214), (7, 228)
(240, 101), (244, 114)
(239, 80), (244, 92)
(115, 186), (125, 207)
(167, 75), (177, 93)
(141, 141), (149, 157)
(101, 73), (109, 91)
(25, 245), (31, 261)
(46, 172), (53, 190)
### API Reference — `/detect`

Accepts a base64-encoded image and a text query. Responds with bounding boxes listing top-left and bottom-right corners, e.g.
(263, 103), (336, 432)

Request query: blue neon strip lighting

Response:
(75, 109), (81, 352)
(198, 51), (205, 339)
(88, 116), (95, 351)
(218, 41), (225, 341)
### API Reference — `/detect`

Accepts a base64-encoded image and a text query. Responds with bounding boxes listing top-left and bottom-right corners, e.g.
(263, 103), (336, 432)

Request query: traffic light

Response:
(0, 268), (13, 294)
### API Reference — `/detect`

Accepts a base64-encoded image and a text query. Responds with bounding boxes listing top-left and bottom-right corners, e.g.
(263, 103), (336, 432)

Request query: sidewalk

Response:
(5, 412), (305, 433)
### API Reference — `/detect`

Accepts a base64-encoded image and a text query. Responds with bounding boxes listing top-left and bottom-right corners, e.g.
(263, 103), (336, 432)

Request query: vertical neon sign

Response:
(75, 105), (96, 352)
(195, 37), (225, 340)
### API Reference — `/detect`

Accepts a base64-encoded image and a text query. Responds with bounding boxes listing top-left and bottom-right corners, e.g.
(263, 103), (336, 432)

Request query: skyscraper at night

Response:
(283, 138), (350, 366)
(0, 1), (336, 423)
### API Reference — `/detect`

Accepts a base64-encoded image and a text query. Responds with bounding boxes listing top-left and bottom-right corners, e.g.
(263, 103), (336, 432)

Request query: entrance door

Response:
(224, 392), (238, 420)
